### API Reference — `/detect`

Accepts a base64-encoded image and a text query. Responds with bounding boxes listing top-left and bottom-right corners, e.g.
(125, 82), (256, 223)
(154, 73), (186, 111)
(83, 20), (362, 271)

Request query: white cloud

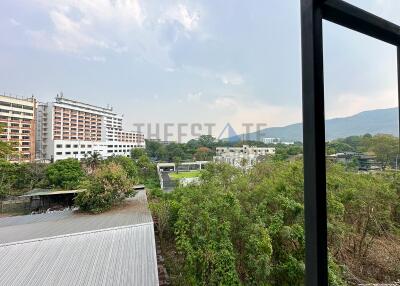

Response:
(27, 0), (202, 66)
(159, 4), (200, 32)
(326, 88), (397, 118)
(186, 91), (202, 102)
(209, 95), (301, 133)
(218, 72), (244, 85)
(164, 67), (176, 72)
(9, 18), (21, 27)
(83, 56), (106, 62)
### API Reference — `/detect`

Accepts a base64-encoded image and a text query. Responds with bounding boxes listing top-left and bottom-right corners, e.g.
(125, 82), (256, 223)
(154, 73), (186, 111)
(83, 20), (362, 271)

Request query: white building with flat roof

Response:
(214, 145), (275, 169)
(262, 137), (294, 145)
(36, 95), (145, 161)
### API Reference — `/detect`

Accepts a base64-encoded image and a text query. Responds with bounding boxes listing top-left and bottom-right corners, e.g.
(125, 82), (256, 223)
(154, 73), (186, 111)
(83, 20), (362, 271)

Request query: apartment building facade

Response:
(0, 94), (36, 162)
(36, 95), (145, 161)
(214, 145), (275, 169)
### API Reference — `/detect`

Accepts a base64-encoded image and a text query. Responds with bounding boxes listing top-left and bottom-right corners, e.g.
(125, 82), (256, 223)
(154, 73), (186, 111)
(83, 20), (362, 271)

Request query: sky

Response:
(0, 0), (399, 140)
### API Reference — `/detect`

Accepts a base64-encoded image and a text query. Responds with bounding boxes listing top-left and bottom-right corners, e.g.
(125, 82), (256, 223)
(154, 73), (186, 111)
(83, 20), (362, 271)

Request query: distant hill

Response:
(229, 107), (399, 142)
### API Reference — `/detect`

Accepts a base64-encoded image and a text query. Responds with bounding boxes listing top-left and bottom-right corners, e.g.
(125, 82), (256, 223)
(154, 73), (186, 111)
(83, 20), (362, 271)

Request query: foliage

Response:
(75, 162), (135, 213)
(0, 160), (48, 198)
(151, 160), (400, 285)
(273, 144), (303, 161)
(367, 134), (398, 169)
(194, 147), (213, 161)
(105, 155), (139, 180)
(328, 134), (399, 169)
(130, 148), (147, 160)
(0, 123), (14, 159)
(82, 151), (102, 173)
(45, 158), (84, 189)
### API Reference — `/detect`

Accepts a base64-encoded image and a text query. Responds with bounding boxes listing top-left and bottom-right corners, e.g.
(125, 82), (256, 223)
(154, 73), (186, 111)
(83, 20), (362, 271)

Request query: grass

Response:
(169, 170), (201, 180)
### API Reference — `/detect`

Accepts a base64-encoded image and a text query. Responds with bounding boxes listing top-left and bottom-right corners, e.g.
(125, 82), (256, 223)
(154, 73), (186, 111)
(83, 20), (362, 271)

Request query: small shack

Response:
(21, 189), (86, 211)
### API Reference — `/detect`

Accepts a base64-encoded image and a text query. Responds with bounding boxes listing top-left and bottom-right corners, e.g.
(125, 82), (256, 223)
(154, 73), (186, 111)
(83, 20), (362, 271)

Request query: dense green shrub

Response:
(0, 160), (48, 197)
(45, 158), (84, 189)
(105, 155), (139, 180)
(152, 161), (400, 285)
(75, 162), (134, 213)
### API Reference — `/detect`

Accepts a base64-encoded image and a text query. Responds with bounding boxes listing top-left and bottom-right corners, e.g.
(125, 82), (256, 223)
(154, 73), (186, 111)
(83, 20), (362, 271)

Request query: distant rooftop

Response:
(55, 93), (118, 116)
(0, 92), (36, 102)
(0, 190), (158, 286)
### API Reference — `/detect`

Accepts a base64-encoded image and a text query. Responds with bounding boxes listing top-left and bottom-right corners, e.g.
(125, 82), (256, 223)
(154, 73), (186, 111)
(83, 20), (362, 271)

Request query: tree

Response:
(173, 156), (181, 173)
(368, 134), (398, 169)
(198, 135), (216, 149)
(130, 148), (146, 160)
(75, 162), (135, 213)
(165, 143), (186, 162)
(106, 155), (139, 180)
(145, 140), (166, 161)
(83, 151), (102, 173)
(0, 123), (14, 160)
(194, 147), (212, 161)
(46, 158), (84, 189)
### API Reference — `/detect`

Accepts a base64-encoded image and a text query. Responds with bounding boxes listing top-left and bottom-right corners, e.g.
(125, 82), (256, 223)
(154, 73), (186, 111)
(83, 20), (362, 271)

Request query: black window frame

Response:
(300, 1), (400, 285)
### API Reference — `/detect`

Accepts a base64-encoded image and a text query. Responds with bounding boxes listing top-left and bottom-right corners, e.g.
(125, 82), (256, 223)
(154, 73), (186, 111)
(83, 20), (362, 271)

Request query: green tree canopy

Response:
(45, 158), (84, 189)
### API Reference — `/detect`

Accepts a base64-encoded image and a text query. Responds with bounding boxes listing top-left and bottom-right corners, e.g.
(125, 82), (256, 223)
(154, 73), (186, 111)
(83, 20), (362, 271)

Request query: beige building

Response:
(214, 145), (275, 169)
(0, 94), (36, 162)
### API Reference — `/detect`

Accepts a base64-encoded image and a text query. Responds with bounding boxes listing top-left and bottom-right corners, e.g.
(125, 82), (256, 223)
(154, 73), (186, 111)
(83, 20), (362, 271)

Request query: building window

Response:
(73, 144), (78, 148)
(56, 152), (62, 155)
(65, 152), (71, 155)
(66, 144), (71, 148)
(73, 151), (78, 154)
(56, 144), (62, 148)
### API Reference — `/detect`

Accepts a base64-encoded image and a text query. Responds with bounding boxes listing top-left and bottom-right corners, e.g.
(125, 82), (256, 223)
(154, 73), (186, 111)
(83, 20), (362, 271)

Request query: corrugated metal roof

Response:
(0, 190), (152, 244)
(21, 189), (86, 197)
(0, 190), (159, 286)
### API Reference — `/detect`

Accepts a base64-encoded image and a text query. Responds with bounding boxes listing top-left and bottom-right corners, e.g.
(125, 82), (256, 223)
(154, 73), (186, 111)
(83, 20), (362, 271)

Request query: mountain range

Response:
(229, 107), (399, 142)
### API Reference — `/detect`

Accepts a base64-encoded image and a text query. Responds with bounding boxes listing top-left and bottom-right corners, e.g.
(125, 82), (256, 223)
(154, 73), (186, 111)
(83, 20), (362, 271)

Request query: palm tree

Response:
(84, 152), (102, 173)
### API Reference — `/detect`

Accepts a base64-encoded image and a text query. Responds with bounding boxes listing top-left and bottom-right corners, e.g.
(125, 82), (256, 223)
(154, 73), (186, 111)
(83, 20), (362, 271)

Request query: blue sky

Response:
(0, 0), (399, 139)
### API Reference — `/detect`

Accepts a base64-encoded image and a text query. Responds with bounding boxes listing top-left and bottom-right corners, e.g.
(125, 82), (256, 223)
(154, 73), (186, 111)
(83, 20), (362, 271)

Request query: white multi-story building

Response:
(262, 137), (294, 145)
(262, 137), (281, 144)
(214, 145), (275, 169)
(36, 95), (145, 162)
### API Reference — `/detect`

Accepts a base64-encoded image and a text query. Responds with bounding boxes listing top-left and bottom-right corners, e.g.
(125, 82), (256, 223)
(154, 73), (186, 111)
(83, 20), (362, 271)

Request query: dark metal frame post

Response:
(398, 48), (400, 140)
(301, 1), (400, 286)
(301, 1), (328, 285)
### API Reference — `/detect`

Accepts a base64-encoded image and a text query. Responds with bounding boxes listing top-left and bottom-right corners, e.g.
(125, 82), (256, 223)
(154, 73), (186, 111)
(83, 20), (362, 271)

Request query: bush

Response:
(105, 155), (139, 180)
(0, 160), (49, 198)
(46, 158), (84, 189)
(75, 162), (135, 213)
